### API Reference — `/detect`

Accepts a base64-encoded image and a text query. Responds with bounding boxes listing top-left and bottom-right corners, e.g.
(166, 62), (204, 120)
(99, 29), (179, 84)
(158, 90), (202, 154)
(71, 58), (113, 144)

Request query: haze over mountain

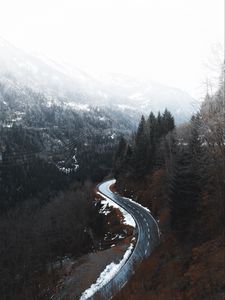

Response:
(0, 0), (224, 298)
(0, 37), (196, 123)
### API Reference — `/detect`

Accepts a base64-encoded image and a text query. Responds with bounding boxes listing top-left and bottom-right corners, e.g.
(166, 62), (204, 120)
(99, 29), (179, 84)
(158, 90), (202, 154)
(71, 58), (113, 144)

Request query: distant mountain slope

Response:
(93, 73), (197, 123)
(0, 74), (134, 209)
(0, 37), (197, 123)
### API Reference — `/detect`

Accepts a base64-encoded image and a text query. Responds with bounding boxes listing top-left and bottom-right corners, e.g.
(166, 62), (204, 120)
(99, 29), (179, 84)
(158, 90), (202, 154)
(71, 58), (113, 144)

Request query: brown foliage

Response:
(114, 234), (225, 300)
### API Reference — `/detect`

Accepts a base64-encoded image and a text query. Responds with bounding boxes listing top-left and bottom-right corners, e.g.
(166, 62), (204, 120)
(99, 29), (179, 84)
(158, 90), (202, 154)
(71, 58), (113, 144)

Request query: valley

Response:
(0, 35), (224, 300)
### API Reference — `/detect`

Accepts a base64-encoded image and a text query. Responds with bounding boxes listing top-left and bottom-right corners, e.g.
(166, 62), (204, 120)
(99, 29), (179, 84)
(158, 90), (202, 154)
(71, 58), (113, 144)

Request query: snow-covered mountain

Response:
(92, 73), (198, 123)
(0, 37), (197, 123)
(0, 37), (98, 103)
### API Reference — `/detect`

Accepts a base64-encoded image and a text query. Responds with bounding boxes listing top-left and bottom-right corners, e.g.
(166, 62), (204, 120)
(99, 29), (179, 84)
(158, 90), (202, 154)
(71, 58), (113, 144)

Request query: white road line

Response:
(145, 250), (147, 255)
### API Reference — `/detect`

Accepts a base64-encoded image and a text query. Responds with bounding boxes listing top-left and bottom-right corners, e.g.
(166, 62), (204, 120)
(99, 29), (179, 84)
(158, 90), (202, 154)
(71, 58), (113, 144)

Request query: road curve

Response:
(92, 179), (160, 300)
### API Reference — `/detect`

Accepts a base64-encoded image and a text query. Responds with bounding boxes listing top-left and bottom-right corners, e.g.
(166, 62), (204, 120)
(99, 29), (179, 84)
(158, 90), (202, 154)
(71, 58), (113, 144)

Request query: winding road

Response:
(92, 179), (160, 299)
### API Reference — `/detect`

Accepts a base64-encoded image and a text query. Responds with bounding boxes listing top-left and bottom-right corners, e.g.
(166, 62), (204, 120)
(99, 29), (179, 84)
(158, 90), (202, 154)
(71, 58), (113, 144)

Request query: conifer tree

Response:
(170, 145), (200, 242)
(113, 137), (127, 175)
(162, 108), (175, 135)
(133, 115), (148, 175)
(147, 112), (156, 158)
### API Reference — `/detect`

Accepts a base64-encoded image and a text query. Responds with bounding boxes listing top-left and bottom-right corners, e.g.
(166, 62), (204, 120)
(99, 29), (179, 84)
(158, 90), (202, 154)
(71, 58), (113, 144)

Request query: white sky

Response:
(0, 0), (224, 99)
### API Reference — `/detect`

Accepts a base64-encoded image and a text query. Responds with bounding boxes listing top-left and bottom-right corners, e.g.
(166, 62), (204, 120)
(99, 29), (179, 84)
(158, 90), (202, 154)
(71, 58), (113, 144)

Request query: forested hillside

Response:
(0, 67), (134, 299)
(113, 68), (225, 299)
(0, 75), (135, 209)
(0, 64), (223, 299)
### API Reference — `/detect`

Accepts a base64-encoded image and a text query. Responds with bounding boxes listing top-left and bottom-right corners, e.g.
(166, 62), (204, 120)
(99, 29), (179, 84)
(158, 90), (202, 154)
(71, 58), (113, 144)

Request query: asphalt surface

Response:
(92, 179), (160, 300)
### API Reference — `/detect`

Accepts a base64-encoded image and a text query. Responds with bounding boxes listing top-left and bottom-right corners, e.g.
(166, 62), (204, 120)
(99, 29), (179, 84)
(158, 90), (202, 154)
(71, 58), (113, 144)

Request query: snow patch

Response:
(66, 102), (90, 111)
(128, 92), (145, 101)
(98, 116), (106, 121)
(110, 133), (116, 139)
(80, 243), (134, 300)
(117, 104), (135, 111)
(56, 148), (79, 174)
(97, 192), (135, 228)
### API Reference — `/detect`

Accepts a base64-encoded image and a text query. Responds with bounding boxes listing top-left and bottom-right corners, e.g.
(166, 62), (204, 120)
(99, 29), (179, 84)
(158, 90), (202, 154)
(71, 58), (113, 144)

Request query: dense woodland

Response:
(114, 67), (225, 299)
(0, 57), (224, 299)
(0, 78), (134, 299)
(0, 83), (133, 210)
(0, 182), (96, 299)
(114, 108), (175, 178)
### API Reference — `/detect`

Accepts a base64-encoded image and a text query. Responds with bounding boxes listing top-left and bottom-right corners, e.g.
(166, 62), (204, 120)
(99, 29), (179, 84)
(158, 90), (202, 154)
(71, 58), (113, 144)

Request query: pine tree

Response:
(113, 137), (127, 176)
(189, 114), (202, 166)
(162, 108), (175, 135)
(170, 145), (200, 242)
(155, 112), (163, 139)
(133, 115), (149, 176)
(146, 112), (156, 167)
(135, 115), (147, 145)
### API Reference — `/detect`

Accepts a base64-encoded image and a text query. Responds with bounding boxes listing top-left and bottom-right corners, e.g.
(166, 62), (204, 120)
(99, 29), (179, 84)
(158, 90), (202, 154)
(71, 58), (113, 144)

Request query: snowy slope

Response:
(0, 37), (197, 123)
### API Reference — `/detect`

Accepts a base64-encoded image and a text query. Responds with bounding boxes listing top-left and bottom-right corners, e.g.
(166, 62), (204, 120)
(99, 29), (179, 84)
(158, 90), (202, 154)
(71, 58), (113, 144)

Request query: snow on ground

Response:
(80, 243), (134, 300)
(56, 148), (79, 174)
(66, 102), (90, 111)
(97, 192), (135, 228)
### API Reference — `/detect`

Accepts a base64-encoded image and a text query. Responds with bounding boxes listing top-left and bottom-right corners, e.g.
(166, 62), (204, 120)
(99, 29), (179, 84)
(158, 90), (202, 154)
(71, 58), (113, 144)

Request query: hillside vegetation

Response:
(113, 70), (225, 299)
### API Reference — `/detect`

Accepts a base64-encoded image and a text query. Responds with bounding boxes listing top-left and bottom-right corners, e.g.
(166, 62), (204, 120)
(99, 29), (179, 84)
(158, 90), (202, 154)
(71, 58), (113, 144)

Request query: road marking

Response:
(99, 180), (161, 276)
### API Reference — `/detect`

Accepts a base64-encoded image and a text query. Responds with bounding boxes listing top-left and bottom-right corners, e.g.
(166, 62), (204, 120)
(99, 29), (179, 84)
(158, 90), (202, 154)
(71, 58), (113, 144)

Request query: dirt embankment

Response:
(114, 233), (224, 300)
(40, 186), (136, 300)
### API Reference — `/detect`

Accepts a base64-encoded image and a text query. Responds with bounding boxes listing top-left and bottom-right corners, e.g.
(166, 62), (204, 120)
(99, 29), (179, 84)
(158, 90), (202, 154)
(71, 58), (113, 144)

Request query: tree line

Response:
(114, 109), (175, 178)
(0, 181), (103, 300)
(114, 71), (224, 244)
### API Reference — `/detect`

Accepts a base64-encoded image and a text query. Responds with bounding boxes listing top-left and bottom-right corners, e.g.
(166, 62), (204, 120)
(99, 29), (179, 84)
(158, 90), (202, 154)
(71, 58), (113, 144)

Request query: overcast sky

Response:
(0, 0), (223, 99)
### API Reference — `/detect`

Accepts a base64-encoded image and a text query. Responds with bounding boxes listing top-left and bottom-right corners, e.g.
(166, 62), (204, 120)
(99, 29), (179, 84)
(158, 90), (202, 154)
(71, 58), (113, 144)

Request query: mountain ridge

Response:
(0, 37), (197, 123)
